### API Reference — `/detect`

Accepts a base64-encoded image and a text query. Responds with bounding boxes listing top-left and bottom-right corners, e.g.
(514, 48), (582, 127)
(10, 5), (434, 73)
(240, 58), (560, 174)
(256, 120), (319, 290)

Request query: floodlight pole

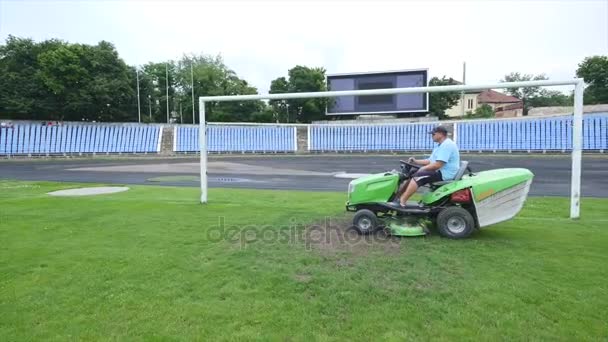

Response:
(136, 68), (141, 123)
(191, 61), (196, 124)
(166, 63), (170, 123)
(461, 61), (466, 117)
(570, 79), (584, 219)
(199, 99), (207, 204)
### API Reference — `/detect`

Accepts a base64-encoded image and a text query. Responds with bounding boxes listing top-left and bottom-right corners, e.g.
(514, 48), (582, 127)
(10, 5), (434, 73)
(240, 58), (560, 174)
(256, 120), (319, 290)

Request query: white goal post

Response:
(199, 78), (585, 219)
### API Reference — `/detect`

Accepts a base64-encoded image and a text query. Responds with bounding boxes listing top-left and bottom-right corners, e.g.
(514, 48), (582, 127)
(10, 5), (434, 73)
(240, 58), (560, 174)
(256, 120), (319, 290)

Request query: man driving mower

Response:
(392, 125), (460, 208)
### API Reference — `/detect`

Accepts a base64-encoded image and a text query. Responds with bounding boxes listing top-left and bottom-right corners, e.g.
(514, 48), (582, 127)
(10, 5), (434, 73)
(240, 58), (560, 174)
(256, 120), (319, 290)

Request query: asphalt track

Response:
(1, 154), (607, 197)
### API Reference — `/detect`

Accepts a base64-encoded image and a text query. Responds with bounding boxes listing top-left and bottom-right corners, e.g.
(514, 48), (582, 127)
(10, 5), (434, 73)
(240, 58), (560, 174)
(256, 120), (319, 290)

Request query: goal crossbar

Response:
(198, 78), (585, 219)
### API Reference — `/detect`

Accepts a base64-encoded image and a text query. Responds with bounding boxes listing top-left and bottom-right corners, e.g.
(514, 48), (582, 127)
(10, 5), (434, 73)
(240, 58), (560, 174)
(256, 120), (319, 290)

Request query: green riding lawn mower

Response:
(345, 160), (534, 239)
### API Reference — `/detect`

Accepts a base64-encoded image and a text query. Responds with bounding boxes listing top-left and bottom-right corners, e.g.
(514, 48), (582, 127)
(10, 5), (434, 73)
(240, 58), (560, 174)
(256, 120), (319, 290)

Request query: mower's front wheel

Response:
(353, 209), (379, 235)
(436, 206), (475, 239)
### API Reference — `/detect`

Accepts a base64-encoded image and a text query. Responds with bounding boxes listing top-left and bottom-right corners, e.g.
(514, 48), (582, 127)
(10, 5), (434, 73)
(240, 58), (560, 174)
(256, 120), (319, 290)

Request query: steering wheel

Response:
(399, 160), (420, 170)
(399, 160), (420, 177)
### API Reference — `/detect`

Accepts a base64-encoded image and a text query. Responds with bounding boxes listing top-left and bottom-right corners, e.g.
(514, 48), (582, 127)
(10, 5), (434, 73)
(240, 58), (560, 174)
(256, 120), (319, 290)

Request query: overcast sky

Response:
(1, 0), (607, 93)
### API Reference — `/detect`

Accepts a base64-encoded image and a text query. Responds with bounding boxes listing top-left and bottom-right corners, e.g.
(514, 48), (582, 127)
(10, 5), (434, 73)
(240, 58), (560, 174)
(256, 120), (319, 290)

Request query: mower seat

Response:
(430, 161), (469, 187)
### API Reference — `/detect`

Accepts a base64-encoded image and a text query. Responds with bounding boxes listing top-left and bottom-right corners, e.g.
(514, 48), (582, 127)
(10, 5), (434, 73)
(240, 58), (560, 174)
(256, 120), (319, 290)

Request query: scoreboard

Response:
(326, 69), (429, 115)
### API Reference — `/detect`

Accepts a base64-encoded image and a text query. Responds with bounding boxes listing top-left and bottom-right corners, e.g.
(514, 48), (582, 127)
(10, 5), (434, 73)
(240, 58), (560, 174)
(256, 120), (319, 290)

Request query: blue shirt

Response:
(429, 138), (460, 180)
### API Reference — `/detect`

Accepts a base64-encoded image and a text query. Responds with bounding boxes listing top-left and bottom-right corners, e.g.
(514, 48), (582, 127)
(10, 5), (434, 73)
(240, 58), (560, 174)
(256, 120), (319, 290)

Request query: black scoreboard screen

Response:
(326, 69), (428, 115)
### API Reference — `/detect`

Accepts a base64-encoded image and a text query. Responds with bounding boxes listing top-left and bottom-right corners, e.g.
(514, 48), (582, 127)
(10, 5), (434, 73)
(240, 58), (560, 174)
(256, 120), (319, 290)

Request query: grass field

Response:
(1, 180), (607, 340)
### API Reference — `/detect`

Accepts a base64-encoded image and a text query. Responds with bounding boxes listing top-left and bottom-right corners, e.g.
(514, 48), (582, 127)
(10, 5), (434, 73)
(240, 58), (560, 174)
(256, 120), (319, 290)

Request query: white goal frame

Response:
(199, 78), (585, 219)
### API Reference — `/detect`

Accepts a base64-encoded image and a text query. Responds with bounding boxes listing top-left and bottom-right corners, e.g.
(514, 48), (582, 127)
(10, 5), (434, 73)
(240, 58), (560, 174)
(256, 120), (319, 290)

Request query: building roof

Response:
(496, 102), (524, 111)
(478, 90), (521, 104)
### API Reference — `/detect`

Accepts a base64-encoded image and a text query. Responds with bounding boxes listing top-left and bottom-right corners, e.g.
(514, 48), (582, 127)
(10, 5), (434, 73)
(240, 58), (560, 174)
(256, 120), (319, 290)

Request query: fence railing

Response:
(0, 124), (161, 155)
(174, 125), (297, 153)
(457, 116), (574, 152)
(453, 113), (606, 152)
(308, 113), (607, 152)
(309, 123), (437, 151)
(0, 113), (606, 156)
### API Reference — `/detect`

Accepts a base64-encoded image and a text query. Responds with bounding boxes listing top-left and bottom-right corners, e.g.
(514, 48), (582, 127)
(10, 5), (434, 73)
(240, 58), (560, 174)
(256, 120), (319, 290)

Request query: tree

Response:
(500, 72), (548, 115)
(250, 107), (275, 123)
(576, 55), (608, 104)
(143, 61), (179, 123)
(0, 36), (267, 123)
(131, 66), (155, 122)
(269, 77), (290, 122)
(0, 36), (64, 120)
(0, 36), (137, 122)
(173, 54), (265, 123)
(527, 90), (572, 108)
(428, 76), (460, 119)
(268, 66), (328, 123)
(466, 104), (495, 119)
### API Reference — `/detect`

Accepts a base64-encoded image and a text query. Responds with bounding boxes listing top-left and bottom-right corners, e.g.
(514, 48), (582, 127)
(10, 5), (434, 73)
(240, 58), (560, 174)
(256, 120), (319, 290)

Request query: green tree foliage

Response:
(132, 66), (156, 122)
(250, 107), (276, 123)
(466, 104), (495, 119)
(500, 72), (549, 115)
(0, 36), (267, 123)
(576, 55), (608, 104)
(136, 54), (267, 123)
(142, 62), (174, 123)
(269, 66), (328, 123)
(268, 77), (290, 122)
(428, 76), (460, 119)
(0, 36), (136, 121)
(10, 36), (604, 124)
(527, 90), (573, 108)
(0, 36), (60, 120)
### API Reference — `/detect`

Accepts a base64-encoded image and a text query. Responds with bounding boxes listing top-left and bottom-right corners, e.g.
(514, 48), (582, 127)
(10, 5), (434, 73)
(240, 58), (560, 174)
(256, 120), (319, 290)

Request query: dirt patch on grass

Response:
(303, 215), (403, 256)
(220, 214), (414, 257)
(293, 273), (313, 283)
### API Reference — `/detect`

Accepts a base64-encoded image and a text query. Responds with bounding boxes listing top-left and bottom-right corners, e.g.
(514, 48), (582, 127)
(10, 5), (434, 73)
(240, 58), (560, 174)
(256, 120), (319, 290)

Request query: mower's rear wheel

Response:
(436, 207), (475, 239)
(353, 209), (379, 235)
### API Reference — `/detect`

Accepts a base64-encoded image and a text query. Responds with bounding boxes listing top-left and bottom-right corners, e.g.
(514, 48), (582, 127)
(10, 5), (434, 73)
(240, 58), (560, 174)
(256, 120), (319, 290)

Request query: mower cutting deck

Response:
(384, 216), (429, 237)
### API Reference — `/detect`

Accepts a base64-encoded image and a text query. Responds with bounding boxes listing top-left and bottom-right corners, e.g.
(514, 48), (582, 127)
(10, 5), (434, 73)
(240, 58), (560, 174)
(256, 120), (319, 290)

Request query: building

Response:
(444, 91), (480, 117)
(445, 89), (523, 118)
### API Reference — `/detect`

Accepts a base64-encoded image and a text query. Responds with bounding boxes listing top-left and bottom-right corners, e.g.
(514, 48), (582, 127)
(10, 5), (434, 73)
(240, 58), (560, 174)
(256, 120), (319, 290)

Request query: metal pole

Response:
(136, 68), (141, 123)
(180, 102), (183, 124)
(199, 79), (579, 102)
(191, 61), (196, 124)
(148, 95), (152, 121)
(166, 63), (170, 123)
(461, 61), (466, 117)
(199, 99), (207, 204)
(570, 79), (584, 219)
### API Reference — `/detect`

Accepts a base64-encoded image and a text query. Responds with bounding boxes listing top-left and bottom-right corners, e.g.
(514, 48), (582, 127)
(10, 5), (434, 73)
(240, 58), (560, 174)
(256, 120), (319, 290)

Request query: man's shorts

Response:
(412, 170), (443, 187)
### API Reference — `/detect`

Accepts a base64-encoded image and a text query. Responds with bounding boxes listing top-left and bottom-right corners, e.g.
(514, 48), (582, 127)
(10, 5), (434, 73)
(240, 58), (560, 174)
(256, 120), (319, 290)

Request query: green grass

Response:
(1, 180), (607, 341)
